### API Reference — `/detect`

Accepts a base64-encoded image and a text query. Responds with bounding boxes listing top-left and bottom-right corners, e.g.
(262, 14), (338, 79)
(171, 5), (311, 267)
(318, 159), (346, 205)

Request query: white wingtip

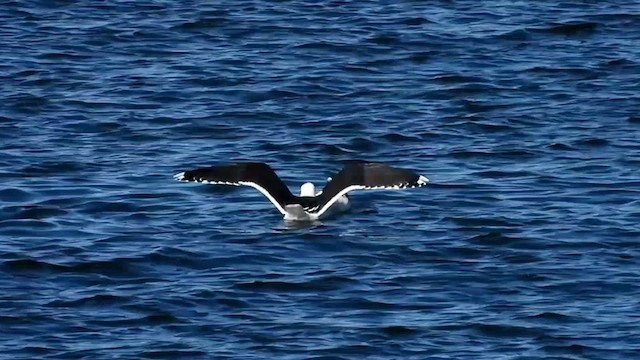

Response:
(174, 172), (185, 181)
(417, 175), (429, 185)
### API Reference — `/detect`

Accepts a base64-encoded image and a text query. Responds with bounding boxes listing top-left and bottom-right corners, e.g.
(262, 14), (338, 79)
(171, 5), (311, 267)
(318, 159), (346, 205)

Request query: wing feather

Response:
(175, 162), (296, 215)
(312, 162), (428, 216)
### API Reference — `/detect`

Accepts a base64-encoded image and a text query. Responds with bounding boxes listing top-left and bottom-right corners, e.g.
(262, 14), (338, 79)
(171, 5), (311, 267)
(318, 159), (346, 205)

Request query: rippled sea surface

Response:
(2, 1), (640, 359)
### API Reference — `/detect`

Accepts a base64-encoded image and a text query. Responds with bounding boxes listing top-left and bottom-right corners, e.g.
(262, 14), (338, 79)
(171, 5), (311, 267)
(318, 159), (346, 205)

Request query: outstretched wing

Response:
(174, 162), (296, 215)
(311, 162), (429, 216)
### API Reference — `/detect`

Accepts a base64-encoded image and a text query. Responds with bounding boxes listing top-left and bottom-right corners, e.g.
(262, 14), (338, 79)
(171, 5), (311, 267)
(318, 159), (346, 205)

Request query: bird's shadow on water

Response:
(279, 219), (323, 231)
(274, 211), (348, 232)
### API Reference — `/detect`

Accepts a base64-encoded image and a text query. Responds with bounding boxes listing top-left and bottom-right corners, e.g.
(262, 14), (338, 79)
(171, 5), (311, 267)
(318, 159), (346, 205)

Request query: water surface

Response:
(1, 1), (639, 359)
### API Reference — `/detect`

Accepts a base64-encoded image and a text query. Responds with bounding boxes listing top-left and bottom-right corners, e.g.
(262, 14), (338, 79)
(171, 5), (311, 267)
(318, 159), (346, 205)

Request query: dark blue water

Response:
(2, 1), (640, 358)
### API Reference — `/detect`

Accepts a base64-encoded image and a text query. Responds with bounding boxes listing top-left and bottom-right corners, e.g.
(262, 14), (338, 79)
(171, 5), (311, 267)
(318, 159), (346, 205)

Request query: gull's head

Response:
(300, 182), (316, 197)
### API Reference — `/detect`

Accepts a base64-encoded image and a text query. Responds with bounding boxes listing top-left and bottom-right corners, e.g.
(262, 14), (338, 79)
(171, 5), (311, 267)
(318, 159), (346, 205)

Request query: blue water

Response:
(2, 1), (640, 359)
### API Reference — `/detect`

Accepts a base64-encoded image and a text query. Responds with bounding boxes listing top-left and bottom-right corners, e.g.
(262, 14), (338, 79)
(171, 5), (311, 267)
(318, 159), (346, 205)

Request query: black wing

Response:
(174, 162), (297, 215)
(311, 162), (429, 216)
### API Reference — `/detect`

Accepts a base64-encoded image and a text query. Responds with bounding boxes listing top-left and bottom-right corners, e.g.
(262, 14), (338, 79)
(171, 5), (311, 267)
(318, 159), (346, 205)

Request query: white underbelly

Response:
(283, 195), (350, 221)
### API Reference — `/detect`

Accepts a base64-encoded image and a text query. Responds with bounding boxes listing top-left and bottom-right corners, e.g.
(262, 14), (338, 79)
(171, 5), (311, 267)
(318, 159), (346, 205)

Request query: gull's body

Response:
(174, 162), (429, 221)
(282, 182), (351, 221)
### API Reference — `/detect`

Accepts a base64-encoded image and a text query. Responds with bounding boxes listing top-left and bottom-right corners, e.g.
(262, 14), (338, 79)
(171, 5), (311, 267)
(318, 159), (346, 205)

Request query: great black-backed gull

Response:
(174, 162), (429, 221)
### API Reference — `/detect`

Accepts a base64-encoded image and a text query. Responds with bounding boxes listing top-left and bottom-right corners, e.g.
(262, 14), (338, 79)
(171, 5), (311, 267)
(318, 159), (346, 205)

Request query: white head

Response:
(300, 182), (316, 197)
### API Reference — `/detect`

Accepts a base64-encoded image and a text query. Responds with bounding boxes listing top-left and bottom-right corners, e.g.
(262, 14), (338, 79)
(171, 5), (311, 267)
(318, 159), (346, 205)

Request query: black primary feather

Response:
(176, 163), (297, 209)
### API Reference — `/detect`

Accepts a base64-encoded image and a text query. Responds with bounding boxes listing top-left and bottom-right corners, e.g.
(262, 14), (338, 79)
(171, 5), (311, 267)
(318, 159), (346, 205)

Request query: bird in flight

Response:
(174, 162), (429, 221)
